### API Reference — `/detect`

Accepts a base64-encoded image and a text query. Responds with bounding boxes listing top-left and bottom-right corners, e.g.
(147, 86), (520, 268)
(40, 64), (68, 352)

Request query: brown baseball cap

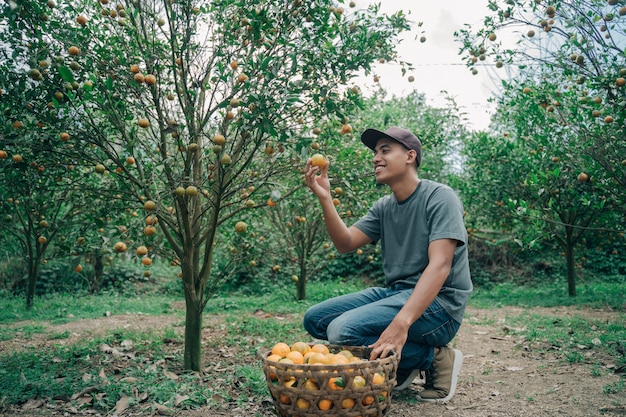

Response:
(361, 126), (422, 167)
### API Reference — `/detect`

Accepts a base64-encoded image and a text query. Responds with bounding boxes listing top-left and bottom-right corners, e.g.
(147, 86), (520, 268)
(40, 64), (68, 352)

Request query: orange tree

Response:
(455, 0), (626, 295)
(0, 0), (414, 371)
(0, 152), (76, 308)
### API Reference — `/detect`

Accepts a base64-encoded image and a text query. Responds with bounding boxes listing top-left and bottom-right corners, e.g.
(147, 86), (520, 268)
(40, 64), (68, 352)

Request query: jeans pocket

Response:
(423, 320), (459, 346)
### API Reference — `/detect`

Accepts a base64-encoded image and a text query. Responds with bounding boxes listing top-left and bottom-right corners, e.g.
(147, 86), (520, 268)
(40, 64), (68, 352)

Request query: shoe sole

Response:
(415, 348), (463, 403)
(394, 369), (423, 391)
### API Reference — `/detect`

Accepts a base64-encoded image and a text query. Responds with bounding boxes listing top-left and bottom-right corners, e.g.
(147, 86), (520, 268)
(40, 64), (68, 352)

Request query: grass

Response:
(0, 278), (624, 414)
(470, 279), (625, 311)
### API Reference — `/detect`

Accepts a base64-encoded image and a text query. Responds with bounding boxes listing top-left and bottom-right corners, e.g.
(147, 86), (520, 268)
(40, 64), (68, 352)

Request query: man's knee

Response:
(303, 306), (325, 339)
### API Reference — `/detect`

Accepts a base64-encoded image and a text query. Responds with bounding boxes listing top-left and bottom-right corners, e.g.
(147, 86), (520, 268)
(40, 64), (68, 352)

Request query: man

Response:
(303, 126), (472, 402)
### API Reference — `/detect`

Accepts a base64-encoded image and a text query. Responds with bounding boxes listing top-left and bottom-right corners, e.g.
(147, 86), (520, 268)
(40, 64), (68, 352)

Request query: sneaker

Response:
(416, 347), (463, 403)
(394, 368), (423, 391)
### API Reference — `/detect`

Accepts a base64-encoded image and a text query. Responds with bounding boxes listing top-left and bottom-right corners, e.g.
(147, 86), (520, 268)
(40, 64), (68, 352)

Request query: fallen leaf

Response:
(113, 394), (131, 415)
(71, 386), (98, 400)
(154, 403), (174, 415)
(506, 366), (524, 371)
(175, 394), (189, 405)
(163, 369), (179, 380)
(21, 399), (45, 410)
(76, 395), (93, 407)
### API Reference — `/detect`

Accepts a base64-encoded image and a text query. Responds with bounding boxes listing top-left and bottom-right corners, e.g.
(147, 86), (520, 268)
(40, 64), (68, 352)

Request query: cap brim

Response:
(361, 128), (392, 150)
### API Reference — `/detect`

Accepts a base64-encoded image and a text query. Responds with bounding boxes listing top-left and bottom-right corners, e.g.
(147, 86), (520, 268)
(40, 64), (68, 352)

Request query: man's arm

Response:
(305, 158), (372, 253)
(368, 238), (458, 360)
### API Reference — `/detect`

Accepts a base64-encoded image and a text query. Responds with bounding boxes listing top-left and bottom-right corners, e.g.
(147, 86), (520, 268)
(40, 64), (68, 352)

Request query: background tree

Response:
(455, 0), (626, 295)
(0, 0), (414, 371)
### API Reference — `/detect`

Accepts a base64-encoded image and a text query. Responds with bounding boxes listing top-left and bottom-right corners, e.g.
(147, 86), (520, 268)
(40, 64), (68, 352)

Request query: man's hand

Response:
(305, 158), (331, 200)
(368, 320), (409, 361)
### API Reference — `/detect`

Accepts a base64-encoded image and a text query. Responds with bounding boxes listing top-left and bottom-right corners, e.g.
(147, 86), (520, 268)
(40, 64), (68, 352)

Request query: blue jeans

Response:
(303, 286), (460, 372)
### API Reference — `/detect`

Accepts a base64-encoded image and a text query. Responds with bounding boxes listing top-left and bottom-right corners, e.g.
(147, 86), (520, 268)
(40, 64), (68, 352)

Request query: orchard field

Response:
(1, 0), (625, 415)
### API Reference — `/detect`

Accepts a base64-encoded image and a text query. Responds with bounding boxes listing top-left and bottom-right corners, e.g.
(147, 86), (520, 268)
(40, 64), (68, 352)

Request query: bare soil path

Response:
(2, 306), (624, 417)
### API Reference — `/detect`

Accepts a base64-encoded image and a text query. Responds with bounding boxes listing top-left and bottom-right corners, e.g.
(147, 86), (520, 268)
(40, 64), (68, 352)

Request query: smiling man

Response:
(303, 126), (472, 402)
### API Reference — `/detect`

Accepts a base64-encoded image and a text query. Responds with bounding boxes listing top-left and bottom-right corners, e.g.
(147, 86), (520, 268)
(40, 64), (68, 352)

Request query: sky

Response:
(354, 0), (504, 131)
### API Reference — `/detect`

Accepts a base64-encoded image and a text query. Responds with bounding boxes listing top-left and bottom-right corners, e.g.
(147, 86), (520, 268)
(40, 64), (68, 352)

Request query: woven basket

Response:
(259, 344), (398, 417)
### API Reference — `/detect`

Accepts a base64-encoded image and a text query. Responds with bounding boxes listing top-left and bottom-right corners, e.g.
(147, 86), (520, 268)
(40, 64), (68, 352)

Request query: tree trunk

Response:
(297, 263), (306, 301)
(183, 284), (203, 372)
(565, 227), (577, 297)
(91, 253), (105, 294)
(26, 260), (39, 309)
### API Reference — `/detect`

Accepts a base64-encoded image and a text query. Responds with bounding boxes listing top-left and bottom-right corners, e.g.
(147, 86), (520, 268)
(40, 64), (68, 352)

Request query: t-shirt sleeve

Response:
(353, 198), (383, 243)
(428, 188), (467, 246)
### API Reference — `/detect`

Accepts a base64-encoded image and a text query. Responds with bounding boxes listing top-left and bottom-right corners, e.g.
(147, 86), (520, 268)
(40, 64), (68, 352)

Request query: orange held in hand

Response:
(310, 153), (327, 168)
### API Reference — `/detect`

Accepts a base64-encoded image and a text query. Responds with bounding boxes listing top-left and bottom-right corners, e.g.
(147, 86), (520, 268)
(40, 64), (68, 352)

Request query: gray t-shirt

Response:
(353, 179), (472, 323)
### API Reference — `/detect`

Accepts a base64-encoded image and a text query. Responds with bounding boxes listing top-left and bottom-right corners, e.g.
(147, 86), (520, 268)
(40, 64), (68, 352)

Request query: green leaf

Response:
(58, 66), (75, 83)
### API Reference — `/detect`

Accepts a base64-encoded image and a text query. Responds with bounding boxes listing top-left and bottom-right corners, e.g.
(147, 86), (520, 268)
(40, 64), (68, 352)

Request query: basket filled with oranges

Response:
(259, 341), (398, 417)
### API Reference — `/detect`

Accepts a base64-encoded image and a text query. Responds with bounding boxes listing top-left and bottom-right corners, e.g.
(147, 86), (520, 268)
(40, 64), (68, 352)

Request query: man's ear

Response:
(406, 149), (417, 165)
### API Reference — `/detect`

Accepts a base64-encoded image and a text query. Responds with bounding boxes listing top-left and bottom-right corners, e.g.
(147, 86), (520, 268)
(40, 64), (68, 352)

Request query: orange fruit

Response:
(352, 375), (366, 389)
(303, 351), (316, 363)
(329, 354), (349, 365)
(235, 221), (247, 233)
(340, 398), (355, 409)
(213, 134), (226, 145)
(266, 353), (282, 363)
(284, 377), (297, 388)
(303, 379), (319, 390)
(144, 200), (157, 211)
(296, 398), (310, 409)
(286, 351), (304, 364)
(307, 352), (328, 365)
(291, 342), (311, 355)
(271, 342), (291, 358)
(311, 343), (330, 355)
(337, 349), (353, 359)
(114, 241), (127, 253)
(141, 257), (152, 266)
(279, 393), (290, 404)
(372, 372), (385, 385)
(362, 395), (374, 405)
(328, 377), (345, 391)
(318, 398), (333, 410)
(310, 153), (327, 168)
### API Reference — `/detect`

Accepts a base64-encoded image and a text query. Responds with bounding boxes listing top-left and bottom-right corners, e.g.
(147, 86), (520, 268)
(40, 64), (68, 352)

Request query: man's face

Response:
(372, 138), (415, 184)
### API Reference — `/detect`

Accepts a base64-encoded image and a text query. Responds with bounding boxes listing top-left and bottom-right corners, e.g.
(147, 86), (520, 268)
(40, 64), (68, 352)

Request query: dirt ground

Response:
(2, 305), (625, 417)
